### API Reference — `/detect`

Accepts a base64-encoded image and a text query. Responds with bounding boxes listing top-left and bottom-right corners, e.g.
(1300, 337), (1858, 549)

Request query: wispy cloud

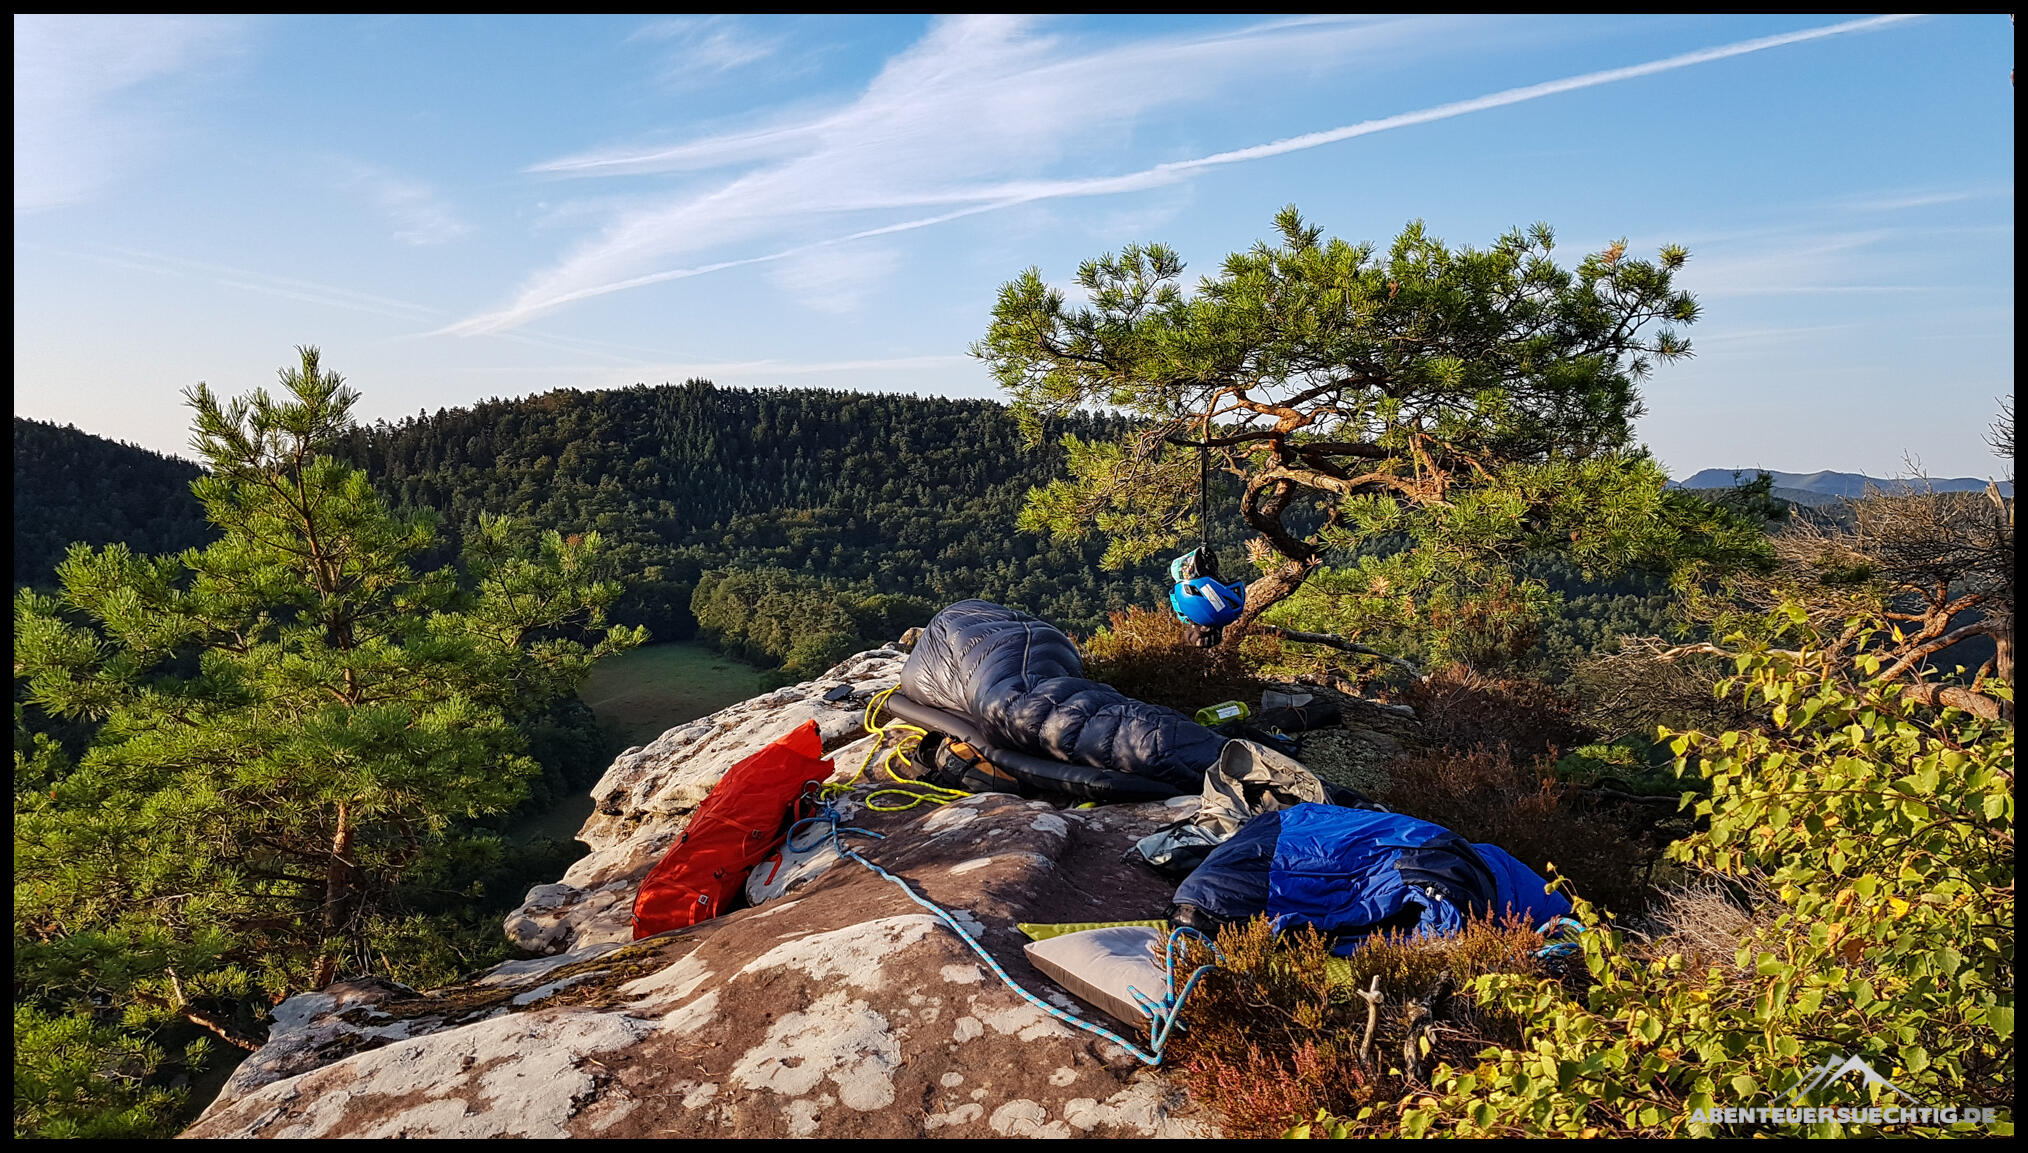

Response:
(1833, 183), (2013, 213)
(626, 15), (790, 96)
(638, 353), (972, 376)
(449, 353), (975, 379)
(455, 14), (1442, 332)
(442, 199), (1034, 329)
(767, 243), (902, 314)
(632, 15), (783, 74)
(454, 14), (1919, 335)
(537, 14), (1417, 180)
(1693, 322), (1860, 345)
(64, 245), (442, 321)
(13, 15), (242, 212)
(343, 163), (473, 246)
(1687, 230), (1955, 297)
(39, 243), (668, 366)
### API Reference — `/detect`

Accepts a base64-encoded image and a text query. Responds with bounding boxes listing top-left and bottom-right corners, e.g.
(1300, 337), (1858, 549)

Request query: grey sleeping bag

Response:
(897, 600), (1228, 794)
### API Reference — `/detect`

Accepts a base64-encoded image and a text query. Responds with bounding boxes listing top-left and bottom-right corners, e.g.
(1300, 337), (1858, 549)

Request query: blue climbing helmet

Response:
(1168, 547), (1245, 628)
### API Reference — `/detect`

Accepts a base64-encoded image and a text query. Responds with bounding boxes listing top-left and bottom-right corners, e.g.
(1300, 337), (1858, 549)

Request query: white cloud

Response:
(1833, 183), (2013, 214)
(455, 13), (1920, 334)
(767, 243), (901, 314)
(640, 354), (972, 376)
(458, 14), (1439, 332)
(629, 16), (786, 91)
(38, 242), (669, 368)
(444, 353), (976, 381)
(58, 244), (441, 321)
(1686, 230), (1949, 297)
(345, 165), (473, 246)
(1691, 323), (1859, 346)
(13, 14), (241, 212)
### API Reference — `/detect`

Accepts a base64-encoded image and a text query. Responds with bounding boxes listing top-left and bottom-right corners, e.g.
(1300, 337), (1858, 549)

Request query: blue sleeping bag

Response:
(1171, 804), (1570, 955)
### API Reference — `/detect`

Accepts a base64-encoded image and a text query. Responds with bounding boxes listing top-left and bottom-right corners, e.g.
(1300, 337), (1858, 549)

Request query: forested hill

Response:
(12, 417), (214, 586)
(16, 385), (1669, 664)
(338, 380), (1168, 638)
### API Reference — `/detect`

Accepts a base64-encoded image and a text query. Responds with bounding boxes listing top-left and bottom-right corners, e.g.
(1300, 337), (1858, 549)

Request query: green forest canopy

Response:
(16, 380), (1687, 676)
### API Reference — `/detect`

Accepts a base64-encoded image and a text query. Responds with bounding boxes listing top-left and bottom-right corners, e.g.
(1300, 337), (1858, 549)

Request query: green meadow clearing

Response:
(509, 643), (773, 845)
(578, 642), (774, 750)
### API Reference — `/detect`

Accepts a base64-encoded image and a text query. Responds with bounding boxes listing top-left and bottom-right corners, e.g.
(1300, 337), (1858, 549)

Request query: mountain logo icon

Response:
(1782, 1054), (1922, 1105)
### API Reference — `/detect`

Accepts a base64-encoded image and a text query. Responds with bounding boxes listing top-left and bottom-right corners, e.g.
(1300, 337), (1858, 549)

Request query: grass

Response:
(502, 644), (774, 847)
(577, 642), (773, 751)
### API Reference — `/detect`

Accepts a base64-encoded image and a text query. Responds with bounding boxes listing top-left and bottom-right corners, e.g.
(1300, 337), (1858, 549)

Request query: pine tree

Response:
(13, 348), (643, 1129)
(975, 209), (1773, 662)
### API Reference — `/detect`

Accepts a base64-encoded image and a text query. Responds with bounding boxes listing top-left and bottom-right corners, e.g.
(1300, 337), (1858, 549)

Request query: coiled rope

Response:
(1534, 915), (1588, 959)
(821, 685), (969, 812)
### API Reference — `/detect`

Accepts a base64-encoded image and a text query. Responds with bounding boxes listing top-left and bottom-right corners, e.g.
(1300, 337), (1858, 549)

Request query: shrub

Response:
(1409, 664), (1594, 761)
(1172, 916), (1553, 1138)
(1378, 745), (1675, 920)
(1078, 606), (1265, 713)
(1553, 736), (1702, 798)
(1302, 652), (2013, 1137)
(13, 1004), (191, 1139)
(1636, 877), (1780, 983)
(1566, 638), (1764, 739)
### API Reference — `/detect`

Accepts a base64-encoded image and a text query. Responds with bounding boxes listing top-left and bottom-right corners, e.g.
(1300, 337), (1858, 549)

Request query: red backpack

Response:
(631, 720), (833, 938)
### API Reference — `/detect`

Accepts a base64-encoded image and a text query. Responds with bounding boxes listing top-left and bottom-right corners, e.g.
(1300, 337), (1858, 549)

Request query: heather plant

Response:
(1294, 644), (2013, 1137)
(1077, 606), (1266, 712)
(1406, 663), (1594, 760)
(1171, 916), (1552, 1137)
(1376, 744), (1672, 920)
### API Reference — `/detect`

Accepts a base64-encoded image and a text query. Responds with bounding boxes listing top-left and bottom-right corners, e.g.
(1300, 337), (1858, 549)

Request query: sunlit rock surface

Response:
(184, 650), (1217, 1139)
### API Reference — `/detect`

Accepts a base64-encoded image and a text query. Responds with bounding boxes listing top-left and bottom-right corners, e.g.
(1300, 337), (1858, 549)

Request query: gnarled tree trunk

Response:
(1226, 556), (1320, 644)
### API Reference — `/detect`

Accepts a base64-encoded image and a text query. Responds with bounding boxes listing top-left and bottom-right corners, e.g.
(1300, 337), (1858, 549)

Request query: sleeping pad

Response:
(1170, 803), (1570, 955)
(895, 600), (1227, 796)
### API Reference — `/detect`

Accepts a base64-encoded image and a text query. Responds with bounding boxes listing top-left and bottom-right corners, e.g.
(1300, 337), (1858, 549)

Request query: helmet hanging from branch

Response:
(1166, 434), (1245, 646)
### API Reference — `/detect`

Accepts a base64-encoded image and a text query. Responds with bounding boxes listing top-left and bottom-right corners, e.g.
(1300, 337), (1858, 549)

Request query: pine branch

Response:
(1256, 625), (1425, 680)
(181, 1008), (262, 1052)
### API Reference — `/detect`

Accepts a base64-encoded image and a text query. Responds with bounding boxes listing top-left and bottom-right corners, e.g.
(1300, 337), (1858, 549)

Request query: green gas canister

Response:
(1194, 700), (1251, 726)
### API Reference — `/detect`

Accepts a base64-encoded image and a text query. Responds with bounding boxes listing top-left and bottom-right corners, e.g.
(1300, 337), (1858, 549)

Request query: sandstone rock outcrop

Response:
(185, 648), (1424, 1139)
(185, 649), (1216, 1139)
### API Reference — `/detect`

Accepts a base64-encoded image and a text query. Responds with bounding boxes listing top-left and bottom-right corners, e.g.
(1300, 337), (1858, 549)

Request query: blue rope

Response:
(1534, 915), (1587, 958)
(797, 797), (1221, 1066)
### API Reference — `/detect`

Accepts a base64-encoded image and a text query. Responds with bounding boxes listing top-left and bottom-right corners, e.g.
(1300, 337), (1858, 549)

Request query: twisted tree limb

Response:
(181, 1008), (263, 1053)
(147, 974), (263, 1053)
(1257, 625), (1426, 681)
(1356, 975), (1385, 1068)
(1401, 971), (1454, 1085)
(1899, 683), (2003, 723)
(1635, 639), (2005, 722)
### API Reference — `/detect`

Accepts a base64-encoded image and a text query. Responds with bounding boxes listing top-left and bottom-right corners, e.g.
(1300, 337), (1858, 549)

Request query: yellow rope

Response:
(821, 685), (970, 812)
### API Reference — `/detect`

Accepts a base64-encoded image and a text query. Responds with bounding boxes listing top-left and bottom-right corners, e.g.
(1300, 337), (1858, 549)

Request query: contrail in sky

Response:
(451, 13), (1919, 334)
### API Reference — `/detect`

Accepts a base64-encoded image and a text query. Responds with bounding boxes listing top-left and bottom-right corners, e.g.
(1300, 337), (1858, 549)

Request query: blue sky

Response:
(12, 14), (2015, 478)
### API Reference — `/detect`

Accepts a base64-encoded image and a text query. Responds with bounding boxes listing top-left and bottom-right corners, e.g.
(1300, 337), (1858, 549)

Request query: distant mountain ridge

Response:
(1672, 468), (2011, 507)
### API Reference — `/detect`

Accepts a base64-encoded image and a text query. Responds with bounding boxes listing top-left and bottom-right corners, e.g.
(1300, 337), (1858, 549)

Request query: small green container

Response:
(1194, 700), (1251, 726)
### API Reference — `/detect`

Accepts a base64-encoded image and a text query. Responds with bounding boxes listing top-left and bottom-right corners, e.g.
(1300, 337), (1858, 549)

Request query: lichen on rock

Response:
(184, 650), (1220, 1139)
